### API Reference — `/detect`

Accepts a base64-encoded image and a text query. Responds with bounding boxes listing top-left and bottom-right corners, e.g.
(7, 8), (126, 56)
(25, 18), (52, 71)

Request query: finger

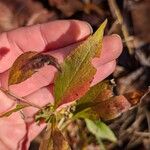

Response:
(0, 91), (26, 149)
(22, 87), (54, 117)
(47, 34), (122, 68)
(91, 60), (116, 86)
(25, 122), (46, 150)
(0, 141), (8, 150)
(92, 34), (122, 67)
(0, 20), (92, 73)
(0, 113), (26, 150)
(0, 90), (15, 113)
(46, 34), (122, 68)
(0, 35), (121, 97)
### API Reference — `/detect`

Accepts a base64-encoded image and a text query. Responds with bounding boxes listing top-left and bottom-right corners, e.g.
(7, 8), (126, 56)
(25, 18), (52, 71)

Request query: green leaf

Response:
(8, 52), (61, 86)
(85, 119), (117, 142)
(73, 81), (131, 120)
(73, 107), (99, 120)
(54, 20), (107, 107)
(0, 103), (28, 117)
(75, 80), (111, 113)
(73, 80), (111, 120)
(35, 104), (54, 123)
(40, 126), (71, 150)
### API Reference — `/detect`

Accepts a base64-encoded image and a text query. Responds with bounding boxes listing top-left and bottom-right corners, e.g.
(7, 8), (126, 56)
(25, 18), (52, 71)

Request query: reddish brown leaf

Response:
(74, 81), (131, 121)
(8, 52), (60, 86)
(94, 95), (131, 120)
(40, 126), (71, 150)
(124, 90), (144, 106)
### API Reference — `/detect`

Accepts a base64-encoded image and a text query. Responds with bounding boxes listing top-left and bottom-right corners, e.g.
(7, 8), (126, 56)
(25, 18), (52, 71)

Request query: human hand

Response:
(0, 20), (122, 149)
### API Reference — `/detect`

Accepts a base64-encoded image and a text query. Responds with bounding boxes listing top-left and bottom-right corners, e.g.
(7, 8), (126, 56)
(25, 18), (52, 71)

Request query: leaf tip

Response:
(101, 19), (108, 29)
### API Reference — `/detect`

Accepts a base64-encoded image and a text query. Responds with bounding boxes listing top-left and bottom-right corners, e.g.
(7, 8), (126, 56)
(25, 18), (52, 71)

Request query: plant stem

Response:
(60, 119), (72, 131)
(0, 87), (41, 109)
(97, 137), (106, 150)
(57, 117), (66, 129)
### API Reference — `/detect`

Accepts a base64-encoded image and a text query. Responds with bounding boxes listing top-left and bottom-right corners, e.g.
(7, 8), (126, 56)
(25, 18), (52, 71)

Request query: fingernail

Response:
(85, 22), (93, 34)
(111, 34), (121, 40)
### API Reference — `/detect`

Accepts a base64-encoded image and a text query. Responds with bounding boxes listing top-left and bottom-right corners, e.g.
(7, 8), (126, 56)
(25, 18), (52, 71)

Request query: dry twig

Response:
(108, 0), (134, 54)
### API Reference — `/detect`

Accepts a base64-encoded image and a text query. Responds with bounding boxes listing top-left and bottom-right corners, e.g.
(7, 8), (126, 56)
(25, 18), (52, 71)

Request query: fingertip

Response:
(73, 20), (93, 40)
(82, 21), (93, 35)
(40, 20), (92, 50)
(110, 34), (123, 55)
(91, 60), (116, 86)
(92, 34), (122, 67)
(104, 34), (123, 58)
